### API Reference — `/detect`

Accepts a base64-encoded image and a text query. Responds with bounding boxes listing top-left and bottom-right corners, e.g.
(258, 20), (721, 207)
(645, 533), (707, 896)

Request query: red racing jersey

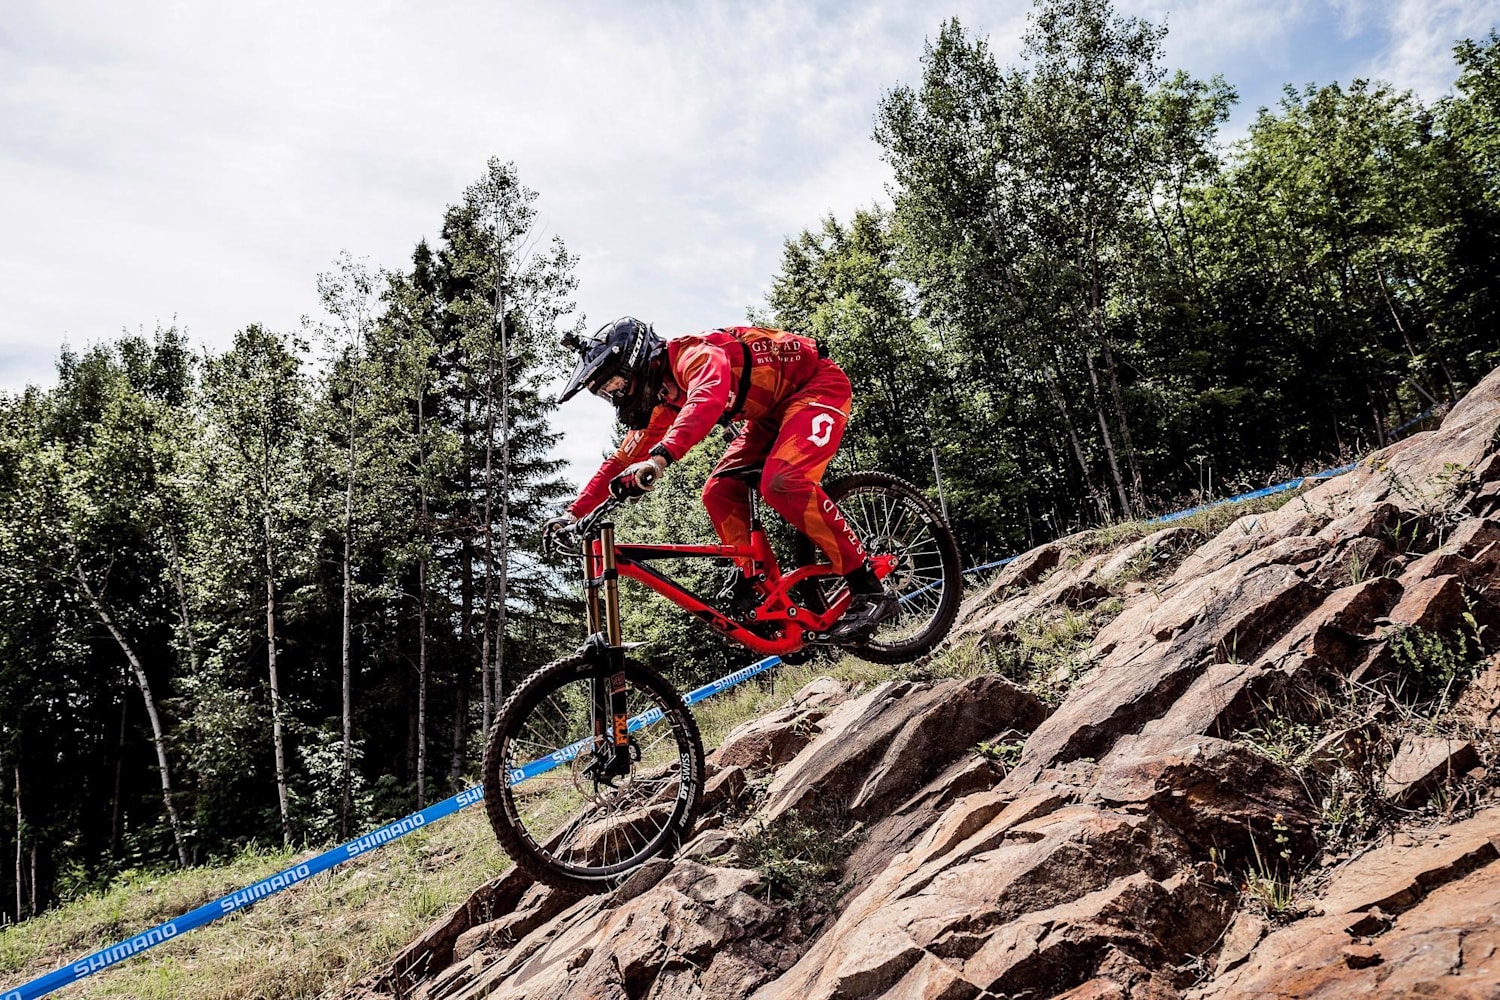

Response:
(570, 327), (825, 516)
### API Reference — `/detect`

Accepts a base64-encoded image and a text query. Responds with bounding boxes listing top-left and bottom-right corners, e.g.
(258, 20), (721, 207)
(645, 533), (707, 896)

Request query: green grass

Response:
(0, 808), (509, 1000)
(1078, 483), (1314, 558)
(692, 654), (893, 752)
(0, 654), (900, 1000)
(739, 808), (862, 905)
(925, 601), (1122, 706)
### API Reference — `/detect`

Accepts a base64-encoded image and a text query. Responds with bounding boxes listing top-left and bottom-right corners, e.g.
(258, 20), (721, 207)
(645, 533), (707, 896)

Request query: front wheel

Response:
(482, 655), (705, 895)
(799, 471), (964, 664)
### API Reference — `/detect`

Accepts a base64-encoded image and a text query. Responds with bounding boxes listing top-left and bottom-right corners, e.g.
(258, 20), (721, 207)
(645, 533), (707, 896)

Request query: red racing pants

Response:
(701, 360), (867, 575)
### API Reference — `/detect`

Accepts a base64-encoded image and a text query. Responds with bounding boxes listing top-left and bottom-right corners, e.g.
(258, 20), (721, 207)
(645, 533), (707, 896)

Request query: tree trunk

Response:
(457, 395), (475, 784)
(1367, 384), (1388, 444)
(480, 306), (498, 737)
(493, 215), (512, 707)
(341, 400), (356, 837)
(450, 686), (467, 790)
(417, 389), (430, 807)
(73, 565), (189, 866)
(1099, 339), (1144, 506)
(265, 508), (291, 847)
(1045, 363), (1109, 523)
(417, 556), (429, 807)
(110, 699), (128, 858)
(1083, 349), (1131, 518)
(14, 765), (23, 921)
(163, 525), (200, 674)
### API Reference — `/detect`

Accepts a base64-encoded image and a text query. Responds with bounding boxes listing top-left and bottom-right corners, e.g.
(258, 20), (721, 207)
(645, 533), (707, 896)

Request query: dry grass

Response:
(692, 655), (892, 752)
(1080, 483), (1314, 558)
(0, 807), (509, 1000)
(0, 653), (902, 1000)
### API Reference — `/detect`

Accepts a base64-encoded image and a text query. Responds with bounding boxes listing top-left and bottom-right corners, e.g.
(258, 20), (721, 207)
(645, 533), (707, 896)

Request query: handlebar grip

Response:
(637, 464), (660, 490)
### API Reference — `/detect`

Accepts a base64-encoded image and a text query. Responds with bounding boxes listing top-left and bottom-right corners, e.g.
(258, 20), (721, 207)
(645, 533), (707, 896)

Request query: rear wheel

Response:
(482, 656), (705, 895)
(799, 471), (963, 664)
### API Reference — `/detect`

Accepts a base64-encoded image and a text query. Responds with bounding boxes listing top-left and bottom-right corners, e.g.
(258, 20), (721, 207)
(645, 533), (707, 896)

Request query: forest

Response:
(2, 0), (1498, 921)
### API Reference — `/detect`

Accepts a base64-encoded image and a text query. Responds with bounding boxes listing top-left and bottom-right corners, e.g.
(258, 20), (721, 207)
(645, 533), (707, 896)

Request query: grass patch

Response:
(1390, 620), (1489, 719)
(1080, 484), (1314, 558)
(739, 809), (862, 906)
(692, 655), (893, 752)
(1232, 615), (1498, 914)
(974, 738), (1026, 771)
(0, 807), (509, 1000)
(926, 600), (1122, 706)
(1238, 814), (1301, 923)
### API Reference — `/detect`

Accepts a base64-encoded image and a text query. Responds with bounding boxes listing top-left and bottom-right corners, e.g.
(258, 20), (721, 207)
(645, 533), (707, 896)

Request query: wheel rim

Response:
(499, 675), (693, 879)
(836, 485), (953, 649)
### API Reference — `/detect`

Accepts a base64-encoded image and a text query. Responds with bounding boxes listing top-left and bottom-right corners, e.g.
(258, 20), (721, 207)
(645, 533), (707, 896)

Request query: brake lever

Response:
(571, 498), (625, 544)
(542, 524), (578, 558)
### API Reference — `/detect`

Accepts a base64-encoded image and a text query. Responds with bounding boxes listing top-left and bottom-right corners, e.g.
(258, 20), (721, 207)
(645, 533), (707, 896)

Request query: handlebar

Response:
(543, 496), (625, 558)
(577, 496), (624, 537)
(543, 462), (663, 557)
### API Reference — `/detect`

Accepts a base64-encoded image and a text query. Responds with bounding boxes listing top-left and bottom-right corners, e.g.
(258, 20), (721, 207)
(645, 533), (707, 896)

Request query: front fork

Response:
(584, 523), (635, 783)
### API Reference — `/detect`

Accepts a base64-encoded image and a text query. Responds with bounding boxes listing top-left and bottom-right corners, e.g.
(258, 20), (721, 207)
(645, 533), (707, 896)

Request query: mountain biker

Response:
(545, 316), (896, 642)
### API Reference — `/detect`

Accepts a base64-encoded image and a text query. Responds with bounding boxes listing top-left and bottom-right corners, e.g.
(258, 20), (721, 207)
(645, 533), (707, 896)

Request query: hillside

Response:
(344, 367), (1500, 999)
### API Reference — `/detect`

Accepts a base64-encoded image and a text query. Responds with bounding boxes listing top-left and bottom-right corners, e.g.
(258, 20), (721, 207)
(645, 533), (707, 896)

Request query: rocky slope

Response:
(349, 366), (1500, 1000)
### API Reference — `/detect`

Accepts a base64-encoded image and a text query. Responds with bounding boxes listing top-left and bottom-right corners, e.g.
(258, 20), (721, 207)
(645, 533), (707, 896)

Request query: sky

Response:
(3, 0), (1497, 482)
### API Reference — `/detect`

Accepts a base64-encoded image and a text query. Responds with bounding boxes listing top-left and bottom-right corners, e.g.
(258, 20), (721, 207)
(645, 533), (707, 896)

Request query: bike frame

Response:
(578, 501), (893, 658)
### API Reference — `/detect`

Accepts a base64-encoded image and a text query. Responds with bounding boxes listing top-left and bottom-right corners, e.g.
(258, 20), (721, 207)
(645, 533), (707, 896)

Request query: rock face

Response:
(350, 366), (1500, 1000)
(1193, 809), (1500, 999)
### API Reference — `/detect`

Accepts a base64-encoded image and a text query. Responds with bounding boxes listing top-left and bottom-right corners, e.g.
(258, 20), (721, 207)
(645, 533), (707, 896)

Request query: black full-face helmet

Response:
(559, 316), (665, 429)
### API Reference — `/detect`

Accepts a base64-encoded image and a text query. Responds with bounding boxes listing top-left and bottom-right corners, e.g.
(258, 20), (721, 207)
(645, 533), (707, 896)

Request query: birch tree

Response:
(437, 159), (580, 741)
(202, 326), (308, 847)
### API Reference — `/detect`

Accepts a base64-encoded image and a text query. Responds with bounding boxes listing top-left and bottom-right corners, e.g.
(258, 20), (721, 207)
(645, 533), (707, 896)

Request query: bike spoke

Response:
(495, 665), (697, 883)
(828, 483), (958, 650)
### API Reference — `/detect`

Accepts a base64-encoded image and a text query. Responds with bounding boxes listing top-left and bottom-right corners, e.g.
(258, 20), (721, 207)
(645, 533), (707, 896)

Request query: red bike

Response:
(482, 470), (961, 893)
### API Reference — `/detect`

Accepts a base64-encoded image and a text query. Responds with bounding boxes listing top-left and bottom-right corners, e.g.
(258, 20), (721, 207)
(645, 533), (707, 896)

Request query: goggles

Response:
(590, 373), (631, 403)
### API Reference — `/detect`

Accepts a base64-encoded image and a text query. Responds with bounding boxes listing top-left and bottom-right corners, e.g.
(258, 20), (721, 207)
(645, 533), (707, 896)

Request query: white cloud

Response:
(4, 0), (1496, 487)
(1364, 0), (1500, 99)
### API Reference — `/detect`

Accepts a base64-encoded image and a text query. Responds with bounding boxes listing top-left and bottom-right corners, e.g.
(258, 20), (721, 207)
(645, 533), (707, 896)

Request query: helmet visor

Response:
(559, 341), (618, 402)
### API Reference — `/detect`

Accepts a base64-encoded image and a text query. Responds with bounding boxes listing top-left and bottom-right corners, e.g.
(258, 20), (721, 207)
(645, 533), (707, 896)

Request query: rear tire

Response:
(482, 655), (705, 895)
(799, 471), (963, 664)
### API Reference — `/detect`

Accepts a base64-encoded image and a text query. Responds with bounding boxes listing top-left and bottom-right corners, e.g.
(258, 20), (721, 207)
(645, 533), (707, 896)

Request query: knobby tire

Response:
(482, 655), (705, 895)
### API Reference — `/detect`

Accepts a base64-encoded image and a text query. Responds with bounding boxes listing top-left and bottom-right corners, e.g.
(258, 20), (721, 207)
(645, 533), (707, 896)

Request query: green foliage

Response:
(1241, 814), (1300, 921)
(1390, 622), (1485, 712)
(0, 162), (583, 918)
(1238, 719), (1319, 769)
(973, 739), (1026, 770)
(759, 3), (1500, 566)
(936, 600), (1121, 706)
(739, 809), (861, 905)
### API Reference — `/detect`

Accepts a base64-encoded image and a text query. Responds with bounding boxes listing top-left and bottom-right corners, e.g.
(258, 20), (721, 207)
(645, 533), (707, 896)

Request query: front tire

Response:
(482, 655), (705, 895)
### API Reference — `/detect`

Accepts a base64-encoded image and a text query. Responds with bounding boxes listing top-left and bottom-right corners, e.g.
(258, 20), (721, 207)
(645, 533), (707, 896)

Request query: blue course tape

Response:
(500, 655), (782, 787)
(7, 655), (787, 1000)
(6, 452), (1374, 999)
(962, 460), (1364, 573)
(5, 786), (486, 1000)
(1386, 405), (1439, 441)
